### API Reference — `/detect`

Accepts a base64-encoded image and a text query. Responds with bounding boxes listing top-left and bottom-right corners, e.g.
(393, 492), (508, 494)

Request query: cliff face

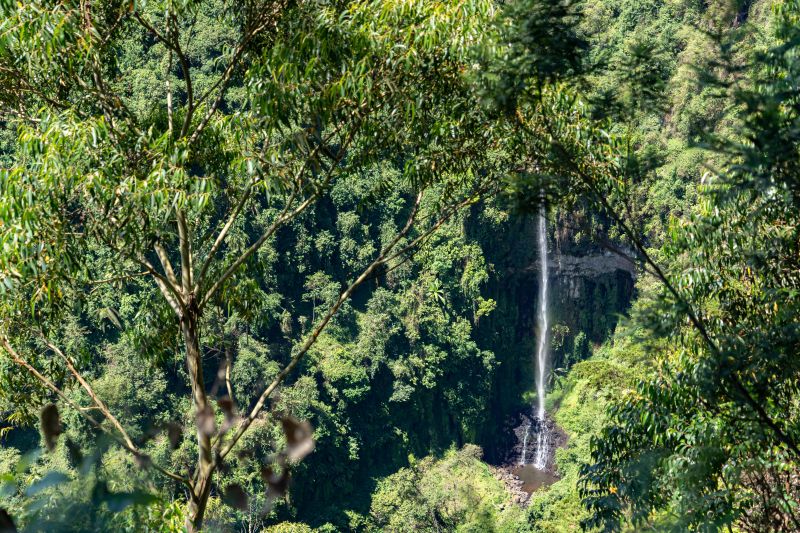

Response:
(548, 252), (636, 352)
(472, 212), (636, 461)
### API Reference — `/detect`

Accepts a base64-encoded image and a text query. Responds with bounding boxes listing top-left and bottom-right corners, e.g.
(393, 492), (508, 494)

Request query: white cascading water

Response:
(519, 423), (530, 465)
(532, 211), (550, 470)
(517, 210), (551, 470)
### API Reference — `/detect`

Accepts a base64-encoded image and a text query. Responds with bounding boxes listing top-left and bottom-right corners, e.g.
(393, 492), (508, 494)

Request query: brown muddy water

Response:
(512, 464), (559, 493)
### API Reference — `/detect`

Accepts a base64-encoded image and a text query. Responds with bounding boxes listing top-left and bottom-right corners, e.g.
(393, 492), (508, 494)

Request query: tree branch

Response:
(91, 229), (186, 316)
(170, 14), (194, 138)
(195, 181), (254, 292)
(138, 254), (186, 317)
(380, 186), (489, 266)
(133, 11), (193, 136)
(216, 191), (430, 460)
(199, 187), (299, 310)
(188, 2), (286, 144)
(0, 337), (190, 487)
(194, 115), (348, 293)
(177, 210), (194, 295)
(212, 179), (492, 461)
(154, 242), (181, 293)
(199, 122), (360, 309)
(166, 49), (174, 136)
(224, 345), (235, 407)
(209, 183), (490, 460)
(40, 336), (136, 451)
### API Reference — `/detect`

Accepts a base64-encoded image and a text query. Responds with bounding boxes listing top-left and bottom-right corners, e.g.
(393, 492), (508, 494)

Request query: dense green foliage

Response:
(580, 3), (800, 530)
(0, 0), (504, 530)
(2, 0), (800, 532)
(368, 445), (525, 532)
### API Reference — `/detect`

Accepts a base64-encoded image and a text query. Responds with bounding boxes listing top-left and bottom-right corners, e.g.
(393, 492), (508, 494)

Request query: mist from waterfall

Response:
(533, 211), (550, 470)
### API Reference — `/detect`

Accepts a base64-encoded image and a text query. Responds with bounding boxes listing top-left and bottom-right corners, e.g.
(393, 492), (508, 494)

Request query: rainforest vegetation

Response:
(1, 0), (799, 531)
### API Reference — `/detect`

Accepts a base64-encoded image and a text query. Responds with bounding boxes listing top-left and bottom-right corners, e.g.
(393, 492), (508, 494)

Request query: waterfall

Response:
(533, 210), (550, 470)
(519, 423), (530, 465)
(517, 210), (552, 470)
(533, 424), (549, 469)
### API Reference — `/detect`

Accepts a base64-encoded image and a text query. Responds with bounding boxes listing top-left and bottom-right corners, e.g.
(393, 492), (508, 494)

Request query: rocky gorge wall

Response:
(470, 211), (636, 462)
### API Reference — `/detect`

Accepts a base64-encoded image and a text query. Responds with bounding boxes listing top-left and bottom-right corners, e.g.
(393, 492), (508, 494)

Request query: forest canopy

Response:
(1, 0), (799, 532)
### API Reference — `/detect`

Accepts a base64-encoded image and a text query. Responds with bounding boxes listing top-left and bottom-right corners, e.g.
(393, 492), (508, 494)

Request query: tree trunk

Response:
(182, 309), (215, 532)
(187, 469), (213, 532)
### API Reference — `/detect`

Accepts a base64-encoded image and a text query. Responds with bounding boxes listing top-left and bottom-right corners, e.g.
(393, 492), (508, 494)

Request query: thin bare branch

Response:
(133, 11), (193, 136)
(199, 188), (300, 309)
(188, 4), (285, 144)
(154, 242), (181, 292)
(199, 122), (360, 309)
(195, 181), (254, 291)
(381, 187), (489, 267)
(1, 337), (102, 427)
(138, 254), (186, 317)
(225, 346), (235, 407)
(177, 210), (194, 294)
(91, 230), (186, 316)
(166, 50), (174, 136)
(0, 337), (190, 487)
(193, 109), (348, 285)
(40, 336), (136, 451)
(133, 13), (173, 56)
(187, 40), (246, 144)
(216, 191), (427, 460)
(171, 14), (194, 138)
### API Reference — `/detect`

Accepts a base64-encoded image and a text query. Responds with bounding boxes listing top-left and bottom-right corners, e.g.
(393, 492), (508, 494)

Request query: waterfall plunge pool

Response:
(512, 464), (559, 494)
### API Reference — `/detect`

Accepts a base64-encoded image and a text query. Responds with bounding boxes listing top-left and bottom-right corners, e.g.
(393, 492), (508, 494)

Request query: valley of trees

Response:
(0, 0), (798, 531)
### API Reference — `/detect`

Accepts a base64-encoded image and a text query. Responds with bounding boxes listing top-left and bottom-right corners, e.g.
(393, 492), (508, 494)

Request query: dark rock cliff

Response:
(470, 211), (636, 462)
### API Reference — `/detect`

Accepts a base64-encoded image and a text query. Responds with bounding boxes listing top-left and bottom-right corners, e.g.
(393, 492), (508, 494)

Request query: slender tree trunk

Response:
(187, 470), (213, 532)
(182, 307), (215, 531)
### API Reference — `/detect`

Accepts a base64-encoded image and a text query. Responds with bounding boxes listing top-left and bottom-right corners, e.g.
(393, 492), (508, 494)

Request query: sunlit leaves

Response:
(578, 3), (800, 530)
(246, 0), (499, 194)
(0, 0), (507, 528)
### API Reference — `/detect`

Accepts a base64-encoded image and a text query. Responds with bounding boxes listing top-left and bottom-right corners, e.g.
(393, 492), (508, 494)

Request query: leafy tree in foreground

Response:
(578, 3), (800, 530)
(0, 0), (500, 529)
(492, 0), (800, 530)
